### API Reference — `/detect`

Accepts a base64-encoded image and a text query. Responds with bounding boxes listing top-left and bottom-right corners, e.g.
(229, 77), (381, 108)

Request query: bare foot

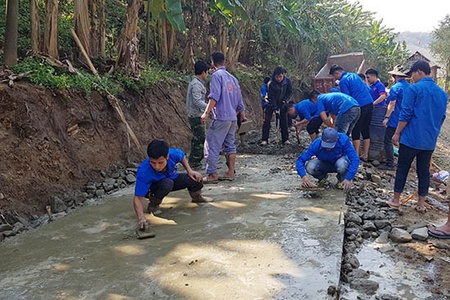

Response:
(386, 200), (400, 209)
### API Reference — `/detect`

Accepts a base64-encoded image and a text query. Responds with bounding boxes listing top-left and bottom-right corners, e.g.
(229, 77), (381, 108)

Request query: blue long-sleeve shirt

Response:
(369, 80), (387, 108)
(294, 100), (320, 120)
(296, 134), (360, 180)
(339, 72), (373, 107)
(399, 77), (448, 150)
(315, 93), (359, 116)
(134, 148), (184, 197)
(386, 79), (409, 128)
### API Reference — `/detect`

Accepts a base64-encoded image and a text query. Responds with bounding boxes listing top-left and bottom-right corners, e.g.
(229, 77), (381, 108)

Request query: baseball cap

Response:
(321, 128), (339, 148)
(406, 60), (430, 76)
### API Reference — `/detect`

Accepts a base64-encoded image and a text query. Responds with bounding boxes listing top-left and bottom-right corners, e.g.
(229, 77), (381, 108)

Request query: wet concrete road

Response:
(0, 155), (345, 300)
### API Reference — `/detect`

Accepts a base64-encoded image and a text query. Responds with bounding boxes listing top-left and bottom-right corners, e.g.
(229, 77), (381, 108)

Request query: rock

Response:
(407, 221), (428, 233)
(0, 193), (4, 199)
(348, 268), (370, 280)
(375, 294), (403, 300)
(13, 222), (25, 233)
(374, 220), (391, 229)
(411, 227), (428, 241)
(0, 224), (13, 233)
(103, 184), (114, 192)
(371, 232), (380, 238)
(373, 211), (387, 220)
(3, 230), (15, 237)
(95, 189), (105, 197)
(431, 241), (450, 250)
(345, 253), (360, 269)
(389, 228), (412, 243)
(50, 196), (67, 213)
(126, 167), (138, 174)
(103, 178), (116, 186)
(362, 211), (376, 220)
(350, 279), (379, 295)
(363, 221), (377, 232)
(85, 185), (97, 192)
(347, 234), (356, 241)
(111, 172), (120, 179)
(371, 175), (382, 184)
(377, 244), (395, 253)
(345, 227), (361, 236)
(0, 233), (4, 242)
(362, 231), (371, 239)
(371, 160), (380, 167)
(347, 212), (363, 225)
(375, 232), (389, 244)
(125, 174), (136, 184)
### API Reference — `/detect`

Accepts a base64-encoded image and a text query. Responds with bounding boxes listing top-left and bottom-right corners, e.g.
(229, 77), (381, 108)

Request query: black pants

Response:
(262, 106), (288, 143)
(146, 174), (203, 204)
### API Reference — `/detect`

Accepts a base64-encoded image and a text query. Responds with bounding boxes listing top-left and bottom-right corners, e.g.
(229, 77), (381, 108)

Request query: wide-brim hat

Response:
(388, 64), (408, 77)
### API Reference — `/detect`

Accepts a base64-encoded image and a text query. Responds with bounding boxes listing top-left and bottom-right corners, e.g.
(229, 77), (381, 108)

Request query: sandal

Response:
(385, 201), (400, 209)
(203, 177), (219, 184)
(218, 176), (235, 181)
(414, 206), (427, 213)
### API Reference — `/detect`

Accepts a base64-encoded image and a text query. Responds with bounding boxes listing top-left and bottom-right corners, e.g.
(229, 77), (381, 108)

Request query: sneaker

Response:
(147, 203), (163, 215)
(378, 163), (394, 171)
(317, 178), (328, 187)
(261, 140), (268, 146)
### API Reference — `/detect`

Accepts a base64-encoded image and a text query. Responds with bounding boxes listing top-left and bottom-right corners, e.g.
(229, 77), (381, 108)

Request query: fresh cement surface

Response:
(0, 154), (345, 300)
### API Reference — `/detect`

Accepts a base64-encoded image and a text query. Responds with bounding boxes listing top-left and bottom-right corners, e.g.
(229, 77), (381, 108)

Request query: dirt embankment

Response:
(0, 79), (262, 222)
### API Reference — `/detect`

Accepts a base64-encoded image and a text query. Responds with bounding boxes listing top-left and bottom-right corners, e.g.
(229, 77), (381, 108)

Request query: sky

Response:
(349, 0), (450, 32)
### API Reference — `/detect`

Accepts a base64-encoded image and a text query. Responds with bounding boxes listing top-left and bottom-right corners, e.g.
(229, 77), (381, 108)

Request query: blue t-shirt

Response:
(296, 133), (360, 180)
(134, 148), (184, 197)
(369, 80), (387, 108)
(386, 79), (409, 128)
(339, 72), (373, 107)
(260, 83), (270, 107)
(294, 100), (319, 120)
(316, 93), (359, 116)
(399, 77), (448, 150)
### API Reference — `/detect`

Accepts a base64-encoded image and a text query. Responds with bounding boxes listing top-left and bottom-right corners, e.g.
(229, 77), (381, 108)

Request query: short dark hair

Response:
(329, 65), (343, 75)
(194, 61), (209, 75)
(211, 52), (225, 65)
(309, 90), (321, 100)
(264, 76), (271, 84)
(365, 68), (378, 77)
(273, 66), (284, 76)
(147, 140), (169, 159)
(409, 60), (431, 75)
(357, 73), (366, 80)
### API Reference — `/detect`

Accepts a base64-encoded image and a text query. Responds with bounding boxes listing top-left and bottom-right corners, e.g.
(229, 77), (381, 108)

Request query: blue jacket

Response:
(294, 100), (320, 120)
(399, 77), (448, 150)
(386, 79), (409, 128)
(134, 148), (184, 197)
(316, 93), (359, 116)
(296, 134), (360, 180)
(260, 83), (271, 107)
(369, 80), (387, 108)
(339, 72), (373, 107)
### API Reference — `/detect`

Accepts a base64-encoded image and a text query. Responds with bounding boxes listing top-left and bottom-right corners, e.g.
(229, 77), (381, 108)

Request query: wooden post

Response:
(70, 28), (98, 76)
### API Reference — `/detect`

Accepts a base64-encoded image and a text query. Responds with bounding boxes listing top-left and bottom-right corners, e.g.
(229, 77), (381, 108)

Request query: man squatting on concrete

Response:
(386, 60), (448, 212)
(296, 128), (360, 190)
(186, 61), (210, 168)
(309, 90), (360, 137)
(133, 140), (212, 230)
(330, 65), (373, 161)
(201, 52), (246, 183)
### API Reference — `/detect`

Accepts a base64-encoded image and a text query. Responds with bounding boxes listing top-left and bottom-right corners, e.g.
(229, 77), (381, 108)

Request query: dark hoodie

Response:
(267, 75), (293, 109)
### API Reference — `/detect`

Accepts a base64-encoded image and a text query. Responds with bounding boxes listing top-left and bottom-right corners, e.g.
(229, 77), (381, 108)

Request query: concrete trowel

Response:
(136, 222), (156, 239)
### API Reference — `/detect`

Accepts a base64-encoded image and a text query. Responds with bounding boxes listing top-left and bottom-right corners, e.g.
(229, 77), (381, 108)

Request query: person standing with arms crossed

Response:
(386, 60), (448, 212)
(201, 52), (246, 183)
(186, 61), (209, 168)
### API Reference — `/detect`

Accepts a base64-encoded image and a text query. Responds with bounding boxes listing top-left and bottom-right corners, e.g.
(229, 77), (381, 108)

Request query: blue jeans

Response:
(305, 156), (350, 181)
(394, 144), (433, 196)
(205, 119), (237, 174)
(384, 126), (396, 166)
(336, 106), (361, 136)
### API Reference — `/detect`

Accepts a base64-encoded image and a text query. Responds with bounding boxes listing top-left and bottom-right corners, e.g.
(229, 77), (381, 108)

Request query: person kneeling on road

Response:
(296, 128), (360, 189)
(133, 139), (212, 230)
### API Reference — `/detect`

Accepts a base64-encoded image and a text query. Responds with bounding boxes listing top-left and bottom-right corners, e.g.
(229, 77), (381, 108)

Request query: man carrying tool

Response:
(133, 140), (212, 231)
(386, 60), (448, 212)
(309, 90), (360, 137)
(296, 128), (360, 189)
(261, 66), (292, 145)
(202, 52), (246, 183)
(287, 99), (322, 142)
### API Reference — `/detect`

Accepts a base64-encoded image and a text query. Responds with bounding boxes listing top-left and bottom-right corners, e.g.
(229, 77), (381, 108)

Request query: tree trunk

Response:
(159, 19), (169, 64)
(4, 0), (19, 66)
(30, 0), (41, 52)
(75, 0), (90, 57)
(90, 0), (106, 58)
(116, 0), (142, 75)
(43, 0), (59, 59)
